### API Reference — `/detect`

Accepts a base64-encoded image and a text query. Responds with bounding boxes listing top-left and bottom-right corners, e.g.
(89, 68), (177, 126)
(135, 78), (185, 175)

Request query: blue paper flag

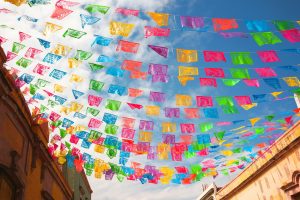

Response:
(37, 38), (50, 48)
(106, 67), (124, 77)
(92, 35), (112, 47)
(49, 69), (67, 80)
(72, 89), (84, 99)
(203, 108), (219, 118)
(263, 78), (281, 89)
(245, 20), (270, 32)
(103, 113), (118, 124)
(18, 15), (38, 22)
(74, 112), (87, 119)
(97, 55), (115, 62)
(19, 73), (34, 84)
(80, 14), (101, 28)
(54, 95), (67, 105)
(32, 93), (45, 100)
(62, 118), (74, 128)
(108, 84), (127, 96)
(43, 53), (62, 64)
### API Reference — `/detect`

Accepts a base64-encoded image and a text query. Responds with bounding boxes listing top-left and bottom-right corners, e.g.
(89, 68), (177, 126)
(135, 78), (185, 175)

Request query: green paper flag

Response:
(117, 174), (125, 182)
(75, 50), (93, 61)
(86, 107), (100, 116)
(214, 131), (225, 141)
(190, 164), (202, 175)
(199, 122), (213, 132)
(60, 129), (67, 138)
(36, 79), (50, 87)
(29, 84), (39, 95)
(250, 32), (282, 46)
(63, 28), (87, 39)
(16, 57), (32, 68)
(273, 20), (295, 31)
(85, 4), (110, 14)
(51, 120), (62, 127)
(265, 115), (275, 121)
(232, 148), (242, 153)
(222, 105), (239, 114)
(40, 104), (48, 112)
(222, 79), (240, 86)
(12, 42), (25, 54)
(291, 88), (300, 95)
(89, 130), (102, 140)
(255, 127), (265, 134)
(105, 124), (119, 135)
(230, 68), (250, 79)
(216, 96), (234, 106)
(89, 79), (104, 91)
(230, 52), (253, 65)
(105, 99), (121, 111)
(184, 151), (196, 159)
(109, 163), (121, 173)
(221, 169), (229, 176)
(107, 148), (117, 159)
(89, 63), (105, 71)
(48, 100), (59, 108)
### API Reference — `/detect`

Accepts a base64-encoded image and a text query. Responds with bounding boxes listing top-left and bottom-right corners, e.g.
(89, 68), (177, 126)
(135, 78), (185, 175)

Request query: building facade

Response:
(216, 121), (300, 200)
(0, 46), (92, 199)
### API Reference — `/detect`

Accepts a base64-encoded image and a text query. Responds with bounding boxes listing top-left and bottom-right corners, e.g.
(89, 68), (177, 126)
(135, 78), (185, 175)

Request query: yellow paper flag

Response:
(70, 74), (84, 83)
(4, 0), (26, 6)
(177, 76), (194, 86)
(271, 91), (283, 98)
(249, 117), (261, 126)
(162, 122), (176, 133)
(176, 49), (198, 63)
(68, 58), (82, 68)
(138, 131), (153, 142)
(222, 150), (233, 156)
(241, 103), (257, 110)
(178, 66), (199, 76)
(110, 21), (135, 37)
(282, 77), (300, 87)
(51, 44), (72, 56)
(54, 84), (65, 93)
(70, 102), (83, 112)
(145, 105), (160, 116)
(43, 22), (63, 36)
(147, 12), (169, 26)
(176, 94), (192, 106)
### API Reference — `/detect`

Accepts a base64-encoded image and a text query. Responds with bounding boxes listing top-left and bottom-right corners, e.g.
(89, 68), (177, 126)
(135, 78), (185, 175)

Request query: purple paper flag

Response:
(148, 45), (169, 58)
(180, 16), (204, 29)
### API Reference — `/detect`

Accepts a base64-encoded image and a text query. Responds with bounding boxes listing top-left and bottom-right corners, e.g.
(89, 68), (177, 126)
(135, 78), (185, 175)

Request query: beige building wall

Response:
(217, 121), (300, 200)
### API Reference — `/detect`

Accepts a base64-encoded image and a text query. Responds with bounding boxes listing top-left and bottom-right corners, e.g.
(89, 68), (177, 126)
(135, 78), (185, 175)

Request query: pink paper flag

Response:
(19, 32), (31, 42)
(204, 68), (225, 77)
(281, 29), (300, 43)
(51, 6), (73, 20)
(49, 111), (61, 121)
(196, 96), (213, 107)
(149, 91), (165, 102)
(121, 128), (136, 139)
(56, 0), (80, 8)
(200, 78), (217, 87)
(116, 40), (140, 53)
(164, 107), (180, 118)
(121, 117), (135, 128)
(255, 67), (277, 77)
(128, 88), (143, 97)
(203, 51), (226, 62)
(148, 63), (168, 75)
(152, 74), (169, 83)
(115, 8), (139, 17)
(180, 123), (195, 133)
(6, 51), (17, 61)
(184, 108), (200, 118)
(148, 45), (169, 58)
(127, 103), (143, 109)
(0, 36), (7, 44)
(122, 60), (142, 71)
(88, 95), (102, 107)
(243, 79), (260, 87)
(257, 51), (280, 62)
(144, 26), (170, 38)
(33, 64), (50, 75)
(234, 96), (252, 105)
(25, 47), (43, 59)
(88, 118), (102, 128)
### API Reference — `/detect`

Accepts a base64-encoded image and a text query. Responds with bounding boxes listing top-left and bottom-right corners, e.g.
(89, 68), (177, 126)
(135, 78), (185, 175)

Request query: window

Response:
(0, 171), (15, 200)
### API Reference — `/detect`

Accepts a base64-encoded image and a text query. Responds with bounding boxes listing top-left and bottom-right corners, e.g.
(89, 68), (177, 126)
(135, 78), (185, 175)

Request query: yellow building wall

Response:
(217, 125), (300, 200)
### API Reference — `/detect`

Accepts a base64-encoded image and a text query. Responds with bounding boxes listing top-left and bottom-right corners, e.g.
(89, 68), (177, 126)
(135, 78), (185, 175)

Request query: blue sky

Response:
(0, 0), (300, 199)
